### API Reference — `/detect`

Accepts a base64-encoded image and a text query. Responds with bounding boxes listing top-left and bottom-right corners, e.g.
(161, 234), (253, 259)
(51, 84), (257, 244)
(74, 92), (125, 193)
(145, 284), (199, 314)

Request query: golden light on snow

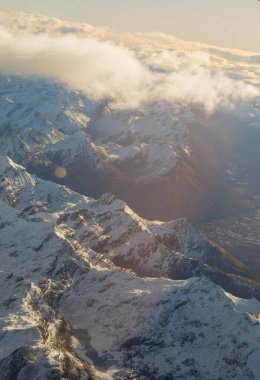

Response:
(55, 166), (67, 179)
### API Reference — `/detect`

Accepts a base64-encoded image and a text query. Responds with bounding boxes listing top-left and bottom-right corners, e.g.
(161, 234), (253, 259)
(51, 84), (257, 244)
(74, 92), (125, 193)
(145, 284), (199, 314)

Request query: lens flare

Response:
(54, 167), (67, 179)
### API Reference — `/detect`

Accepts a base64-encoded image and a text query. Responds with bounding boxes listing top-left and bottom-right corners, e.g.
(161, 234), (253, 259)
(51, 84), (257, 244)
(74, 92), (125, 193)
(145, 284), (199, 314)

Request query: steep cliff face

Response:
(1, 156), (260, 379)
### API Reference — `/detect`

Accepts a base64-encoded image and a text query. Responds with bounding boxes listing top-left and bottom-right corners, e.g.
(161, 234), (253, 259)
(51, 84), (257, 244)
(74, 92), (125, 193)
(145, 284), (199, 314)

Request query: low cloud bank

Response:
(0, 26), (258, 111)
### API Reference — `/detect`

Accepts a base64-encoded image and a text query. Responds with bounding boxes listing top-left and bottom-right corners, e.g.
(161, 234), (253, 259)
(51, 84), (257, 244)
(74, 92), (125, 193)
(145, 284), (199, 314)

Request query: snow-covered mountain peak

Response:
(1, 11), (260, 378)
(0, 155), (91, 213)
(1, 156), (260, 378)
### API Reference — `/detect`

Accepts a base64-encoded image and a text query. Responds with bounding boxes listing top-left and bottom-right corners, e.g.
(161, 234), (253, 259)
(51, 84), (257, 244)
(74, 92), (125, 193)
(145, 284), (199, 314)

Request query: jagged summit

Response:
(1, 156), (260, 379)
(0, 10), (260, 378)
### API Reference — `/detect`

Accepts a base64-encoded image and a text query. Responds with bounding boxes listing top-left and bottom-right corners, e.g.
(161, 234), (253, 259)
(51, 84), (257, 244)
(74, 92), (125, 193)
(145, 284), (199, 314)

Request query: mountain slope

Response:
(1, 74), (255, 223)
(1, 156), (260, 379)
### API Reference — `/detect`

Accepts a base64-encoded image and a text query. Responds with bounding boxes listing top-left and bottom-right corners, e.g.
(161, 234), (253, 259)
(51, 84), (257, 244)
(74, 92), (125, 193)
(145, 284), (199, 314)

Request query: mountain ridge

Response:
(1, 155), (260, 379)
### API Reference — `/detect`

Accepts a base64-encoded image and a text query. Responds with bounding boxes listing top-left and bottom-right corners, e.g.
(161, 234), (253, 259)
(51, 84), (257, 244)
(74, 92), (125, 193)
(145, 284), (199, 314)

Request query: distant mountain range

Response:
(1, 75), (259, 223)
(1, 11), (260, 380)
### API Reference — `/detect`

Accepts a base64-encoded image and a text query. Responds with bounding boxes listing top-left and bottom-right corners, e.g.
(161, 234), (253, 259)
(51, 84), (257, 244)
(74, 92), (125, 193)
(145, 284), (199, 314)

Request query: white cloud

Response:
(0, 27), (152, 109)
(0, 18), (259, 112)
(145, 50), (211, 72)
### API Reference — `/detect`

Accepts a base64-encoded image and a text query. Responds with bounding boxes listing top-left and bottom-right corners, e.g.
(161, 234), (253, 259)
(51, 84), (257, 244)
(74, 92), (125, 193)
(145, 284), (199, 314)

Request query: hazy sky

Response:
(0, 0), (260, 52)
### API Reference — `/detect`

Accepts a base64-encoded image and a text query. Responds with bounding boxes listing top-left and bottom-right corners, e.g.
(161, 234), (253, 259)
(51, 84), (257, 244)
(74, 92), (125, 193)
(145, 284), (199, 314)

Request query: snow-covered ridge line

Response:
(1, 155), (260, 379)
